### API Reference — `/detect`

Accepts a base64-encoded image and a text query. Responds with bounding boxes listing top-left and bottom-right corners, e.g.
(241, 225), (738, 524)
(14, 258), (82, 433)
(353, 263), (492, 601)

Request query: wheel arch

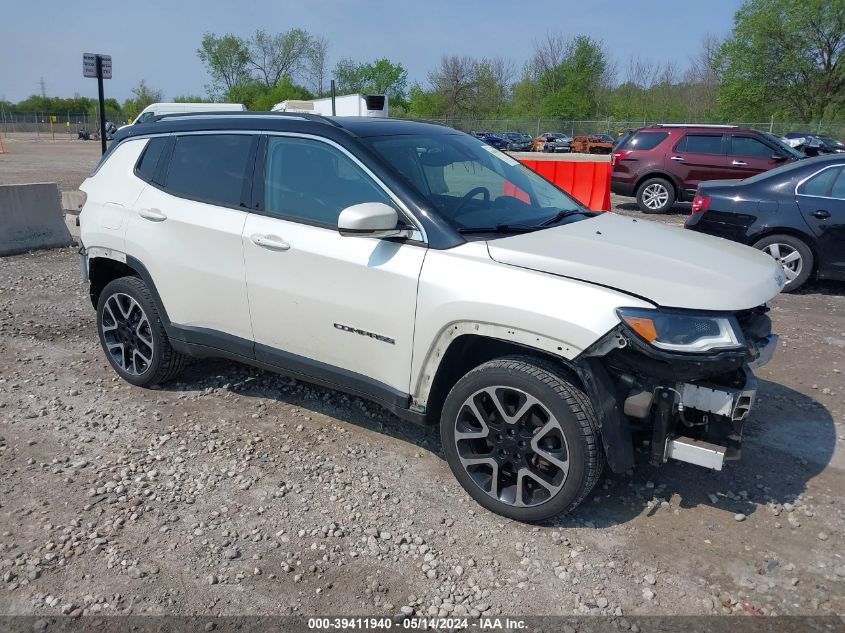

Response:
(634, 171), (681, 197)
(416, 327), (585, 425)
(417, 325), (636, 474)
(88, 253), (172, 326)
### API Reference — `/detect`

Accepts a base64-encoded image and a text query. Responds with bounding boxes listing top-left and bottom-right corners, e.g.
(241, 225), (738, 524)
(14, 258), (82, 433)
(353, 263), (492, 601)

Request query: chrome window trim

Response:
(795, 163), (845, 200)
(107, 129), (428, 243)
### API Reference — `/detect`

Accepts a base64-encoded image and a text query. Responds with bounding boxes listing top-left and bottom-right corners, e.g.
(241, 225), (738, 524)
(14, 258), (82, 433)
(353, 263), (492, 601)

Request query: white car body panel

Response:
(242, 214), (426, 393)
(126, 182), (253, 342)
(488, 213), (784, 311)
(410, 241), (654, 403)
(79, 138), (149, 255)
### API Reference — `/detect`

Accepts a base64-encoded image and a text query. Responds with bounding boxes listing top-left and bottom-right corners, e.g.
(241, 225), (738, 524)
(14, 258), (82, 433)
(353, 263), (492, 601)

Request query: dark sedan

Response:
(685, 155), (845, 292)
(500, 132), (533, 152)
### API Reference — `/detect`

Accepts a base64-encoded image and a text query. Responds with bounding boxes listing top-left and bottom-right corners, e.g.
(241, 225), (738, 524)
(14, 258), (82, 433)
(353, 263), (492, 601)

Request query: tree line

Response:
(2, 0), (843, 128)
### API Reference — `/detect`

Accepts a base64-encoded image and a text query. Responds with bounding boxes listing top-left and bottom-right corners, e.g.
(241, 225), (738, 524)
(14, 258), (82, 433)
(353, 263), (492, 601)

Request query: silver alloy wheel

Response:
(454, 386), (570, 508)
(101, 292), (154, 375)
(763, 242), (803, 283)
(641, 183), (669, 210)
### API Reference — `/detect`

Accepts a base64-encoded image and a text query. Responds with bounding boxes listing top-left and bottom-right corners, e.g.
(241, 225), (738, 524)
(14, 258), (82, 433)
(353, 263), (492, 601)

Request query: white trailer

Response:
(272, 93), (388, 117)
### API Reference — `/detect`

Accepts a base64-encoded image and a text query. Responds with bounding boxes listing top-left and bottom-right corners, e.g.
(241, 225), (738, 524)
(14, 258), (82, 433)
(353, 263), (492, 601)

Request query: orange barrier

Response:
(517, 159), (611, 211)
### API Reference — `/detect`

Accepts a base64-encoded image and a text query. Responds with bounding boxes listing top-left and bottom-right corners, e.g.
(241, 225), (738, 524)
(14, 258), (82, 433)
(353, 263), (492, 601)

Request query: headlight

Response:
(617, 308), (744, 353)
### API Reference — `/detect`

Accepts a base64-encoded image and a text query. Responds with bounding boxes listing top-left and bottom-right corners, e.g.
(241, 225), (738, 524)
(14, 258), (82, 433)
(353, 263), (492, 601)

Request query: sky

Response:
(0, 0), (746, 103)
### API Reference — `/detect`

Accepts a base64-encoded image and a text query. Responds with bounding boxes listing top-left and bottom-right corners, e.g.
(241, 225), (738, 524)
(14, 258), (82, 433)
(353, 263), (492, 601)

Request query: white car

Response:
(128, 102), (246, 126)
(79, 113), (783, 521)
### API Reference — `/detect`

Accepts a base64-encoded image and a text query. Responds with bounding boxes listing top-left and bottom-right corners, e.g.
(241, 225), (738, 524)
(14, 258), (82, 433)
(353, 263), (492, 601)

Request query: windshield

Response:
(762, 132), (805, 159)
(363, 133), (586, 231)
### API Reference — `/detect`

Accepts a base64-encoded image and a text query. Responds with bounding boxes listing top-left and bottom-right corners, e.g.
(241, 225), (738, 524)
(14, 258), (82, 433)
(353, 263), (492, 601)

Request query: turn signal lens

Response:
(617, 308), (744, 353)
(621, 315), (658, 342)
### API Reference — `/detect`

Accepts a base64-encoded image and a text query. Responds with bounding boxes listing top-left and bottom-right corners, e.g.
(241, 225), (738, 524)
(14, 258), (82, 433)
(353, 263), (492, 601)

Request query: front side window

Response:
(135, 112), (155, 124)
(364, 133), (586, 231)
(165, 134), (254, 207)
(264, 136), (392, 226)
(676, 134), (723, 155)
(729, 136), (774, 158)
(798, 166), (842, 197)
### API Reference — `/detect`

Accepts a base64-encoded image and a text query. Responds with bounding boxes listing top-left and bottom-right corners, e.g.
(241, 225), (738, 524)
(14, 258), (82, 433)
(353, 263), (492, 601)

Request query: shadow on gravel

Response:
(788, 278), (845, 297)
(158, 363), (835, 529)
(614, 201), (692, 216)
(163, 358), (442, 452)
(552, 379), (837, 529)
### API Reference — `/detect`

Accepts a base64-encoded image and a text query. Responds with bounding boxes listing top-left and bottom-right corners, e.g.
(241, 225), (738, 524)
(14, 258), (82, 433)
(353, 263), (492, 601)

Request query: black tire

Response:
(440, 356), (604, 522)
(96, 276), (186, 386)
(636, 177), (675, 214)
(752, 234), (814, 292)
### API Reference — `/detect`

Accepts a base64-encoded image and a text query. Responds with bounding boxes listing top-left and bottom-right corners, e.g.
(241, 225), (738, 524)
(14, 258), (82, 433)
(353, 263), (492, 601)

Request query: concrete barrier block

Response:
(62, 190), (86, 215)
(0, 183), (74, 256)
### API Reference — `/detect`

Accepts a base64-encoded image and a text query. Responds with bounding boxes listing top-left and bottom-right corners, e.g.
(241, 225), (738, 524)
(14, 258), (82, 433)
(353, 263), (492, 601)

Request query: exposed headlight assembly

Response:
(617, 308), (744, 353)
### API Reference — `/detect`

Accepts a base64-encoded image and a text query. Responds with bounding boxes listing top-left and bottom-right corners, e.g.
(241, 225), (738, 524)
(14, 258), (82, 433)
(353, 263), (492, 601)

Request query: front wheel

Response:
(96, 276), (186, 386)
(440, 357), (603, 522)
(753, 234), (814, 292)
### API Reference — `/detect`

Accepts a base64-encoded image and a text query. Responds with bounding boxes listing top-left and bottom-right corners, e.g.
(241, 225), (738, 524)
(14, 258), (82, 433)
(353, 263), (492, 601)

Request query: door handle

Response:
(138, 207), (167, 222)
(250, 234), (290, 251)
(669, 156), (684, 161)
(731, 160), (747, 166)
(811, 210), (831, 220)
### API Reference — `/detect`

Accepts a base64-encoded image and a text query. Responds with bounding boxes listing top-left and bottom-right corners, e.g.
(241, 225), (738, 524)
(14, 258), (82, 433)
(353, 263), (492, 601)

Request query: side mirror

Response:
(772, 152), (788, 162)
(337, 202), (409, 238)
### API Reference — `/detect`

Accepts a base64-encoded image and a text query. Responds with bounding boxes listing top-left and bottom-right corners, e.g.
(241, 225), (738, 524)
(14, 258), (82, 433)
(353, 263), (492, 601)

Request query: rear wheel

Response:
(440, 357), (603, 522)
(752, 234), (813, 292)
(96, 276), (186, 386)
(636, 177), (675, 214)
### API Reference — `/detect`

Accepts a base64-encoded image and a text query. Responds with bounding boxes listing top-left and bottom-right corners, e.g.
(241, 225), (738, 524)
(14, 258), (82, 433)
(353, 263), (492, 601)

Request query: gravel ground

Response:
(0, 138), (843, 621)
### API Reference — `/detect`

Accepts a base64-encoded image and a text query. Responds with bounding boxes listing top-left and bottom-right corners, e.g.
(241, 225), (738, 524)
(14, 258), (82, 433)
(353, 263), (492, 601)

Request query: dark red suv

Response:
(611, 125), (802, 213)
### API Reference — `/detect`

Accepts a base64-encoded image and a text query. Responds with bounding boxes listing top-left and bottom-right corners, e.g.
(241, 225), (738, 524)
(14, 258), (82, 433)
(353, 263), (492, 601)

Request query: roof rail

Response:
(151, 111), (343, 127)
(649, 123), (740, 129)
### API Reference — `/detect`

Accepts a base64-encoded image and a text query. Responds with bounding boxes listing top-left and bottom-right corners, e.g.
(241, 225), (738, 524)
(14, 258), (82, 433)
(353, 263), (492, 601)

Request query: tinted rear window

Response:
(135, 137), (167, 183)
(676, 134), (723, 154)
(621, 132), (668, 151)
(831, 168), (845, 198)
(799, 166), (841, 196)
(165, 134), (253, 207)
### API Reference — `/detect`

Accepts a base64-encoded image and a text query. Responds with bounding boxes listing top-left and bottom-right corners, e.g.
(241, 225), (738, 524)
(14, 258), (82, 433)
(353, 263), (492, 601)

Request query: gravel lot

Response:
(0, 137), (843, 621)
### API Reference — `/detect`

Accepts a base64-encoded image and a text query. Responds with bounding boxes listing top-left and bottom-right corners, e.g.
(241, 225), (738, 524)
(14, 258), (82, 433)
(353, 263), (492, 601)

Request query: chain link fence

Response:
(404, 117), (845, 140)
(0, 111), (126, 137)
(2, 110), (843, 141)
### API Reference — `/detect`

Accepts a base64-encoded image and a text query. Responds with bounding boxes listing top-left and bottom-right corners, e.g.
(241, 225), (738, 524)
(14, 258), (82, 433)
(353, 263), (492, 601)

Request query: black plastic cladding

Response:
(102, 113), (465, 249)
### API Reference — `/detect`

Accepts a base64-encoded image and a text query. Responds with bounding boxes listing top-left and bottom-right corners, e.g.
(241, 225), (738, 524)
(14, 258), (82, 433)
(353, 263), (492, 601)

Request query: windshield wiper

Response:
(456, 224), (537, 234)
(536, 208), (587, 227)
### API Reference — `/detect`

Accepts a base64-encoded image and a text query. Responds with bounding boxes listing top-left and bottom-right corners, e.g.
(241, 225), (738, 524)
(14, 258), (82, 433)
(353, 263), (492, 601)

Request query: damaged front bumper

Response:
(575, 310), (778, 474)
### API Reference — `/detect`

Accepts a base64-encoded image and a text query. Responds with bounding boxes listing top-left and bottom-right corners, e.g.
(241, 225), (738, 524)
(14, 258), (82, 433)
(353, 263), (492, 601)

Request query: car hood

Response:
(486, 213), (785, 311)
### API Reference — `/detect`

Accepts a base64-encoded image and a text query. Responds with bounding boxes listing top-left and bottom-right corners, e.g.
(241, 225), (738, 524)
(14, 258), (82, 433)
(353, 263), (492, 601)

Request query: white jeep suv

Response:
(79, 113), (782, 521)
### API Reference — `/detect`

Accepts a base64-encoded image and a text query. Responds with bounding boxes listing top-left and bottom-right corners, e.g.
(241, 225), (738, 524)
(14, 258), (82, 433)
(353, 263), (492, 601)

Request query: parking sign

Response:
(83, 53), (112, 79)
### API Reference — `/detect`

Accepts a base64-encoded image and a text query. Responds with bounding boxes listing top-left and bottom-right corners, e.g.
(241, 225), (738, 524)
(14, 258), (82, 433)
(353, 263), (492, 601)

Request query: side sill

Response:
(169, 333), (427, 426)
